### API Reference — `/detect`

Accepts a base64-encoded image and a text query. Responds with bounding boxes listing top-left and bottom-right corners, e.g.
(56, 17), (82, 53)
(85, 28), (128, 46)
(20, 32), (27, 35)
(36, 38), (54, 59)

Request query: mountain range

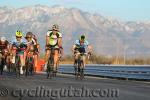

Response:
(0, 5), (150, 57)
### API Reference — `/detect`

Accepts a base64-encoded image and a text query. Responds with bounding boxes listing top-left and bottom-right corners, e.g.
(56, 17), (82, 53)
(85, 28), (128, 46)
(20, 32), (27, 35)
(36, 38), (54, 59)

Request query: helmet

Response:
(0, 36), (6, 42)
(16, 30), (23, 37)
(52, 24), (59, 31)
(80, 35), (86, 41)
(25, 32), (33, 38)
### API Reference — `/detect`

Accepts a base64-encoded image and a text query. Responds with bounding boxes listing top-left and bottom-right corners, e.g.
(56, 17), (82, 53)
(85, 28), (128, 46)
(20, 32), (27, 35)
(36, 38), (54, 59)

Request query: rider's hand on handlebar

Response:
(88, 52), (92, 56)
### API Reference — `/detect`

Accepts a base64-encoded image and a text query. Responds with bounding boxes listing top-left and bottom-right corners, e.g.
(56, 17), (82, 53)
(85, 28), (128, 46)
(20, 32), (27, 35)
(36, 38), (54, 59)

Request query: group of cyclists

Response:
(0, 24), (92, 79)
(0, 30), (39, 75)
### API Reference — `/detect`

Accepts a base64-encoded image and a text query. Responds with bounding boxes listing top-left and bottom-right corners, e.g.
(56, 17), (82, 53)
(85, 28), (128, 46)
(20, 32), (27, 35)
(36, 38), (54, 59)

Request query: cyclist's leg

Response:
(30, 52), (34, 73)
(74, 53), (78, 74)
(33, 54), (38, 72)
(76, 53), (81, 73)
(74, 53), (78, 65)
(56, 49), (61, 70)
(11, 50), (16, 72)
(45, 49), (51, 70)
(6, 55), (10, 72)
(54, 49), (59, 72)
(20, 53), (25, 74)
(82, 55), (86, 68)
(81, 55), (86, 77)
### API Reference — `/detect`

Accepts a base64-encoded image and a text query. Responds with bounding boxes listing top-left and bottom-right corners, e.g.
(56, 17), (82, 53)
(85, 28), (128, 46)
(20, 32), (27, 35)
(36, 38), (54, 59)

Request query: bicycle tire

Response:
(15, 55), (21, 77)
(25, 57), (34, 77)
(47, 55), (54, 78)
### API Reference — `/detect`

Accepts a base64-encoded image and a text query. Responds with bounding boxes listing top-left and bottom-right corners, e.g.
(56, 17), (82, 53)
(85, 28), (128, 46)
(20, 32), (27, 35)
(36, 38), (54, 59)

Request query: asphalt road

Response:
(0, 73), (150, 100)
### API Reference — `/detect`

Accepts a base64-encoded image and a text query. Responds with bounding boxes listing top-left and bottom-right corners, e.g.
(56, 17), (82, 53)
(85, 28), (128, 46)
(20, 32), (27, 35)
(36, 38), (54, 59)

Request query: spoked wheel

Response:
(74, 65), (78, 79)
(80, 61), (84, 80)
(11, 63), (15, 73)
(74, 59), (78, 79)
(25, 57), (34, 77)
(25, 64), (29, 77)
(47, 56), (54, 79)
(15, 56), (21, 78)
(76, 60), (81, 79)
(15, 64), (20, 77)
(53, 67), (57, 77)
(77, 59), (85, 80)
(29, 63), (34, 75)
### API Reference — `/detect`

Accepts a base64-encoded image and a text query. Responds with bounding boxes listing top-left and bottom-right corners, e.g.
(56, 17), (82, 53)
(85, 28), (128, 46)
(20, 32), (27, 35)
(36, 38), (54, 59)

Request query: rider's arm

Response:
(46, 31), (50, 46)
(87, 45), (92, 53)
(57, 32), (63, 48)
(72, 45), (76, 53)
(26, 43), (30, 54)
(85, 40), (92, 53)
(58, 37), (62, 48)
(46, 36), (49, 46)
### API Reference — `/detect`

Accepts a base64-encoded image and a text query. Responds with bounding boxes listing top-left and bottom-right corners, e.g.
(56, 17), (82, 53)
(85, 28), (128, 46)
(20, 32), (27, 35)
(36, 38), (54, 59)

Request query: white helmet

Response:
(0, 36), (6, 42)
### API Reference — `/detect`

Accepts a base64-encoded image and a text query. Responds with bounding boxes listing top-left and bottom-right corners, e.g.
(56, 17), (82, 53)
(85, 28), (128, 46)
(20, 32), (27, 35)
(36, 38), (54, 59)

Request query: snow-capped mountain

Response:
(0, 5), (150, 57)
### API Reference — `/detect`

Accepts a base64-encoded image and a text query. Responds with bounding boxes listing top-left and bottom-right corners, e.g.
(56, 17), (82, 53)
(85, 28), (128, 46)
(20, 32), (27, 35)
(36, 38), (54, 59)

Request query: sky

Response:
(0, 0), (150, 21)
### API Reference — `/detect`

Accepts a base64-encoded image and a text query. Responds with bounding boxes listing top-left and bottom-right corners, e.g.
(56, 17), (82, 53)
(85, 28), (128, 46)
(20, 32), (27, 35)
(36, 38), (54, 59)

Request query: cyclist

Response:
(0, 36), (10, 75)
(25, 32), (39, 72)
(45, 24), (63, 74)
(10, 30), (27, 75)
(32, 34), (40, 72)
(72, 34), (92, 76)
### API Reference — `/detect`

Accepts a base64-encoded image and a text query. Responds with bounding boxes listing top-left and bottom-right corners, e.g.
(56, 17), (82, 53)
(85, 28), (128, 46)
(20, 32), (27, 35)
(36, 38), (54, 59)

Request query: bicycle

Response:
(74, 52), (90, 80)
(46, 47), (60, 79)
(13, 46), (26, 77)
(14, 51), (21, 77)
(25, 52), (34, 77)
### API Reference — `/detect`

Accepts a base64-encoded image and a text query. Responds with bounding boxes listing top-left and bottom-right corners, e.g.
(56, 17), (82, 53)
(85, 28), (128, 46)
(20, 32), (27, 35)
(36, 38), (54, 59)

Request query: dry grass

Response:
(40, 54), (150, 65)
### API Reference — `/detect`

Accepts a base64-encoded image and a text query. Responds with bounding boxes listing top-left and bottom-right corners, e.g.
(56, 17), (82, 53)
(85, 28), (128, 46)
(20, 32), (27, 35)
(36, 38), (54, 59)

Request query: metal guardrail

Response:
(59, 65), (150, 81)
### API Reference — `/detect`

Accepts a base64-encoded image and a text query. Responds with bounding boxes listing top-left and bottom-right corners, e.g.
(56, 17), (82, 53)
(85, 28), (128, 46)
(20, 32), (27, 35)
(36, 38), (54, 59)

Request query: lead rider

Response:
(45, 24), (63, 74)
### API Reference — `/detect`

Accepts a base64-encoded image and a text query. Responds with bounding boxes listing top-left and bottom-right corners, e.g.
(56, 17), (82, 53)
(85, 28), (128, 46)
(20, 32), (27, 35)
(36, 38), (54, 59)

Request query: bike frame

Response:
(15, 53), (21, 77)
(47, 47), (55, 78)
(25, 52), (34, 76)
(74, 52), (88, 80)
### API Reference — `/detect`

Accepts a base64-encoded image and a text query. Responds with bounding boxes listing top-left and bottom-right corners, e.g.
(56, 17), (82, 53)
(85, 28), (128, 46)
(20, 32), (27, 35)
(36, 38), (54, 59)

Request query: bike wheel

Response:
(26, 57), (34, 76)
(80, 61), (84, 80)
(47, 57), (53, 79)
(15, 56), (21, 77)
(74, 60), (78, 79)
(29, 63), (34, 76)
(76, 59), (81, 79)
(25, 63), (28, 77)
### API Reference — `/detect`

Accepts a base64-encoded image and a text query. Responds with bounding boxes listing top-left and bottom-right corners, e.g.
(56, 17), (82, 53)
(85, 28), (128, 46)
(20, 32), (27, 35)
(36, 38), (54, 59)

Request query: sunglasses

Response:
(16, 36), (22, 38)
(26, 37), (32, 38)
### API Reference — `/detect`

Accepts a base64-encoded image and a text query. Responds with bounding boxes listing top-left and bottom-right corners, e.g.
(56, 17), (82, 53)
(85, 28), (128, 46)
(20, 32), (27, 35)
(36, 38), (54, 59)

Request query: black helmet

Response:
(80, 35), (86, 41)
(25, 32), (33, 38)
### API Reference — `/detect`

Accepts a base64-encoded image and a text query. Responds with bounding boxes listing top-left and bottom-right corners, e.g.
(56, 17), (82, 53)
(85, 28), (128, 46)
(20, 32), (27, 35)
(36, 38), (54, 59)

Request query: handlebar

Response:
(75, 52), (92, 60)
(12, 47), (26, 50)
(77, 52), (88, 55)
